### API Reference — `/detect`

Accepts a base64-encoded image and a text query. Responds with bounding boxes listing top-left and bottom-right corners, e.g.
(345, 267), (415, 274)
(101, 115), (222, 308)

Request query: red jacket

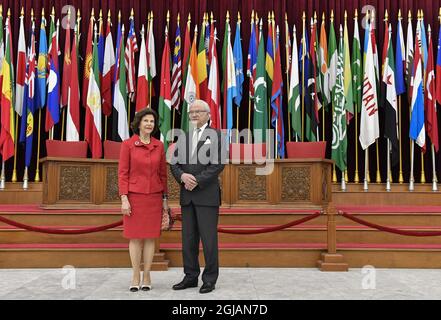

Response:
(118, 135), (168, 196)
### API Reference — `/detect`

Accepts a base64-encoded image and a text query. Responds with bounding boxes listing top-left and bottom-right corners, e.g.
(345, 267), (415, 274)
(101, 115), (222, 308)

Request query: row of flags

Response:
(0, 8), (440, 175)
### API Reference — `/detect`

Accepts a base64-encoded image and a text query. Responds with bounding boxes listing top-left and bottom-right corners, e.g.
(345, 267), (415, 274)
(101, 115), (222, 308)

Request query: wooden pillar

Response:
(317, 204), (349, 271)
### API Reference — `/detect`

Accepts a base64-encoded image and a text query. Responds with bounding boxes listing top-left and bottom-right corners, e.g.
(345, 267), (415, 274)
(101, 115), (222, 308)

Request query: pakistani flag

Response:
(253, 22), (268, 143)
(352, 15), (362, 113)
(288, 25), (301, 140)
(328, 19), (337, 102)
(332, 26), (347, 172)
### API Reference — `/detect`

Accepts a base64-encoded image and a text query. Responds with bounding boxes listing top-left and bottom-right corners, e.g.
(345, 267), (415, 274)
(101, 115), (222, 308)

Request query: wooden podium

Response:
(40, 157), (348, 271)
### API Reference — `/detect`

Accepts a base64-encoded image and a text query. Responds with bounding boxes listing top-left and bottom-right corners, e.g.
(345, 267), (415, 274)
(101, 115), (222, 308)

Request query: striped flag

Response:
(207, 27), (221, 129)
(343, 16), (353, 122)
(247, 13), (258, 98)
(425, 28), (438, 152)
(436, 20), (441, 105)
(409, 26), (425, 150)
(233, 20), (244, 107)
(319, 15), (329, 108)
(225, 19), (238, 132)
(197, 18), (208, 100)
(15, 13), (26, 117)
(159, 27), (172, 151)
(147, 15), (156, 82)
(135, 25), (149, 112)
(0, 16), (15, 161)
(171, 19), (182, 110)
(182, 27), (200, 133)
(36, 14), (47, 110)
(66, 25), (80, 141)
(82, 14), (94, 109)
(406, 14), (414, 103)
(125, 15), (138, 102)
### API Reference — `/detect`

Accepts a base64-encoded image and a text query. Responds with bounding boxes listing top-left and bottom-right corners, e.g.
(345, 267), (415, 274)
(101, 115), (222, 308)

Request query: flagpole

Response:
(172, 13), (180, 140)
(386, 139), (391, 191)
(248, 11), (254, 143)
(354, 9), (360, 183)
(267, 12), (272, 132)
(12, 8), (19, 182)
(375, 8), (381, 184)
(321, 12), (326, 143)
(331, 10), (337, 183)
(148, 11), (152, 108)
(409, 140), (415, 191)
(236, 12), (241, 143)
(397, 10), (404, 184)
(35, 7), (46, 183)
(301, 11), (305, 142)
(0, 162), (5, 189)
(420, 10), (426, 185)
(364, 149), (369, 191)
(285, 13), (291, 142)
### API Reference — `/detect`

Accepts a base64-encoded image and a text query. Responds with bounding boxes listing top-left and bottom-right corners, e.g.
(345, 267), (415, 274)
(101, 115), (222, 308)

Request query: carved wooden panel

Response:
(105, 166), (120, 201)
(238, 167), (267, 201)
(167, 170), (181, 201)
(59, 166), (91, 201)
(322, 167), (329, 201)
(281, 167), (310, 201)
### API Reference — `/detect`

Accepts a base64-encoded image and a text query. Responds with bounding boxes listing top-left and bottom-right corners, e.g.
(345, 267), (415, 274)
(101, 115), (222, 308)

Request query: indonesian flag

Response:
(207, 28), (221, 129)
(15, 14), (26, 116)
(135, 25), (149, 111)
(66, 27), (80, 141)
(85, 35), (103, 158)
(102, 17), (115, 116)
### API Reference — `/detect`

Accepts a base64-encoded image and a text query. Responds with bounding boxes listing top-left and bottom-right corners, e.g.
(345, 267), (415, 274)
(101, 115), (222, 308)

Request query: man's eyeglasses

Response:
(188, 110), (208, 116)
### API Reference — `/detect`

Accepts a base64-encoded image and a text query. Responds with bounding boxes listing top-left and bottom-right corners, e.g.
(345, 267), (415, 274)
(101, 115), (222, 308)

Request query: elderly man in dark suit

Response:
(170, 99), (225, 294)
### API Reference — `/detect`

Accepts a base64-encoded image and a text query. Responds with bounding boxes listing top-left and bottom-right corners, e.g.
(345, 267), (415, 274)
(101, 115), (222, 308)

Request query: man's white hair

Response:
(190, 99), (210, 113)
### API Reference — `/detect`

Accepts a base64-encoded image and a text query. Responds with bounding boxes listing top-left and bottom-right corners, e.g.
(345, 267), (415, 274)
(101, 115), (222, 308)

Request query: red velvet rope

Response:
(174, 212), (322, 234)
(340, 211), (441, 237)
(0, 215), (123, 235)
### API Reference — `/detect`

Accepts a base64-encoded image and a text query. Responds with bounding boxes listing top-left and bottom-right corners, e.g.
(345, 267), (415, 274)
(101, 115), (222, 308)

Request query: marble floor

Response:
(0, 267), (440, 300)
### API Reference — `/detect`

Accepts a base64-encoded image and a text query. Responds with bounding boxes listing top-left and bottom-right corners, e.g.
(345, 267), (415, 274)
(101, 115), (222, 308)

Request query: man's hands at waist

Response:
(180, 173), (198, 191)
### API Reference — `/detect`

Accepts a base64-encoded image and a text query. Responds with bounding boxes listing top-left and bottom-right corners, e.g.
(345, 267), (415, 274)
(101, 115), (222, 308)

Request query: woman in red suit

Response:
(118, 108), (169, 292)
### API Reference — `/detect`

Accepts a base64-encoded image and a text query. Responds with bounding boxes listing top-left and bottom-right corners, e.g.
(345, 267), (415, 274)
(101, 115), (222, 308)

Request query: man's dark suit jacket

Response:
(170, 126), (225, 206)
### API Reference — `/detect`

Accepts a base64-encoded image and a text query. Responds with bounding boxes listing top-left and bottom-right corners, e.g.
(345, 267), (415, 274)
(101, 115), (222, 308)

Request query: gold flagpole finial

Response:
(322, 12), (325, 22)
(167, 10), (170, 24)
(0, 5), (2, 16)
(21, 7), (24, 16)
(255, 12), (259, 25)
(42, 7), (45, 17)
(408, 10), (411, 21)
(344, 10), (347, 21)
(118, 10), (121, 22)
(107, 9), (111, 22)
(330, 9), (334, 22)
(188, 12), (191, 24)
(151, 11), (154, 20)
(226, 10), (230, 22)
(355, 8), (358, 19)
(51, 6), (55, 17)
(211, 11), (214, 24)
(302, 11), (305, 21)
(31, 8), (34, 19)
(384, 9), (389, 21)
(439, 8), (441, 22)
(398, 9), (401, 20)
(131, 8), (134, 17)
(91, 8), (95, 19)
(177, 12), (180, 24)
(238, 12), (241, 24)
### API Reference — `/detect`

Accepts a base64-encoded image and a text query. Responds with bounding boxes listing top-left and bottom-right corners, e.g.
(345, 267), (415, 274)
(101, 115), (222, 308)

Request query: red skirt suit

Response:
(118, 135), (168, 239)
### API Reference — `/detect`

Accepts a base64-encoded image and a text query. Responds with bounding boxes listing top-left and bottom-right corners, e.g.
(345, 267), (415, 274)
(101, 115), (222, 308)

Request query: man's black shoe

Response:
(199, 282), (215, 294)
(172, 279), (198, 290)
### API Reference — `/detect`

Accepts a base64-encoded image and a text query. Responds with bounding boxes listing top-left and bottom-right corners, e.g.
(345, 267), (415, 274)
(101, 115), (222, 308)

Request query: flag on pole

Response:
(271, 26), (285, 158)
(225, 20), (238, 132)
(382, 24), (399, 166)
(182, 26), (199, 133)
(15, 13), (26, 117)
(147, 15), (156, 82)
(343, 16), (353, 122)
(61, 12), (71, 108)
(419, 15), (428, 68)
(97, 14), (105, 79)
(409, 28), (426, 150)
(207, 27), (221, 129)
(352, 13), (362, 113)
(19, 20), (36, 166)
(45, 14), (60, 132)
(36, 14), (47, 110)
(135, 25), (149, 112)
(0, 16), (15, 161)
(265, 18), (274, 96)
(328, 17), (337, 102)
(85, 28), (103, 158)
(113, 25), (130, 141)
(436, 19), (441, 105)
(125, 15), (138, 102)
(288, 25), (301, 140)
(66, 25), (80, 141)
(102, 14), (115, 116)
(319, 15), (330, 108)
(83, 14), (94, 110)
(253, 20), (268, 143)
(406, 14), (414, 102)
(171, 19), (182, 111)
(233, 20), (244, 107)
(425, 27), (438, 152)
(197, 18), (208, 101)
(181, 16), (191, 99)
(332, 25), (347, 172)
(159, 26), (172, 151)
(305, 19), (318, 142)
(395, 15), (406, 96)
(359, 14), (379, 150)
(247, 13), (258, 99)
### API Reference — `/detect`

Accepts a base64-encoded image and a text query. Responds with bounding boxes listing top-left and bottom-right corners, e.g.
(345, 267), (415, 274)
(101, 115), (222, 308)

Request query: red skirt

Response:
(123, 192), (162, 239)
